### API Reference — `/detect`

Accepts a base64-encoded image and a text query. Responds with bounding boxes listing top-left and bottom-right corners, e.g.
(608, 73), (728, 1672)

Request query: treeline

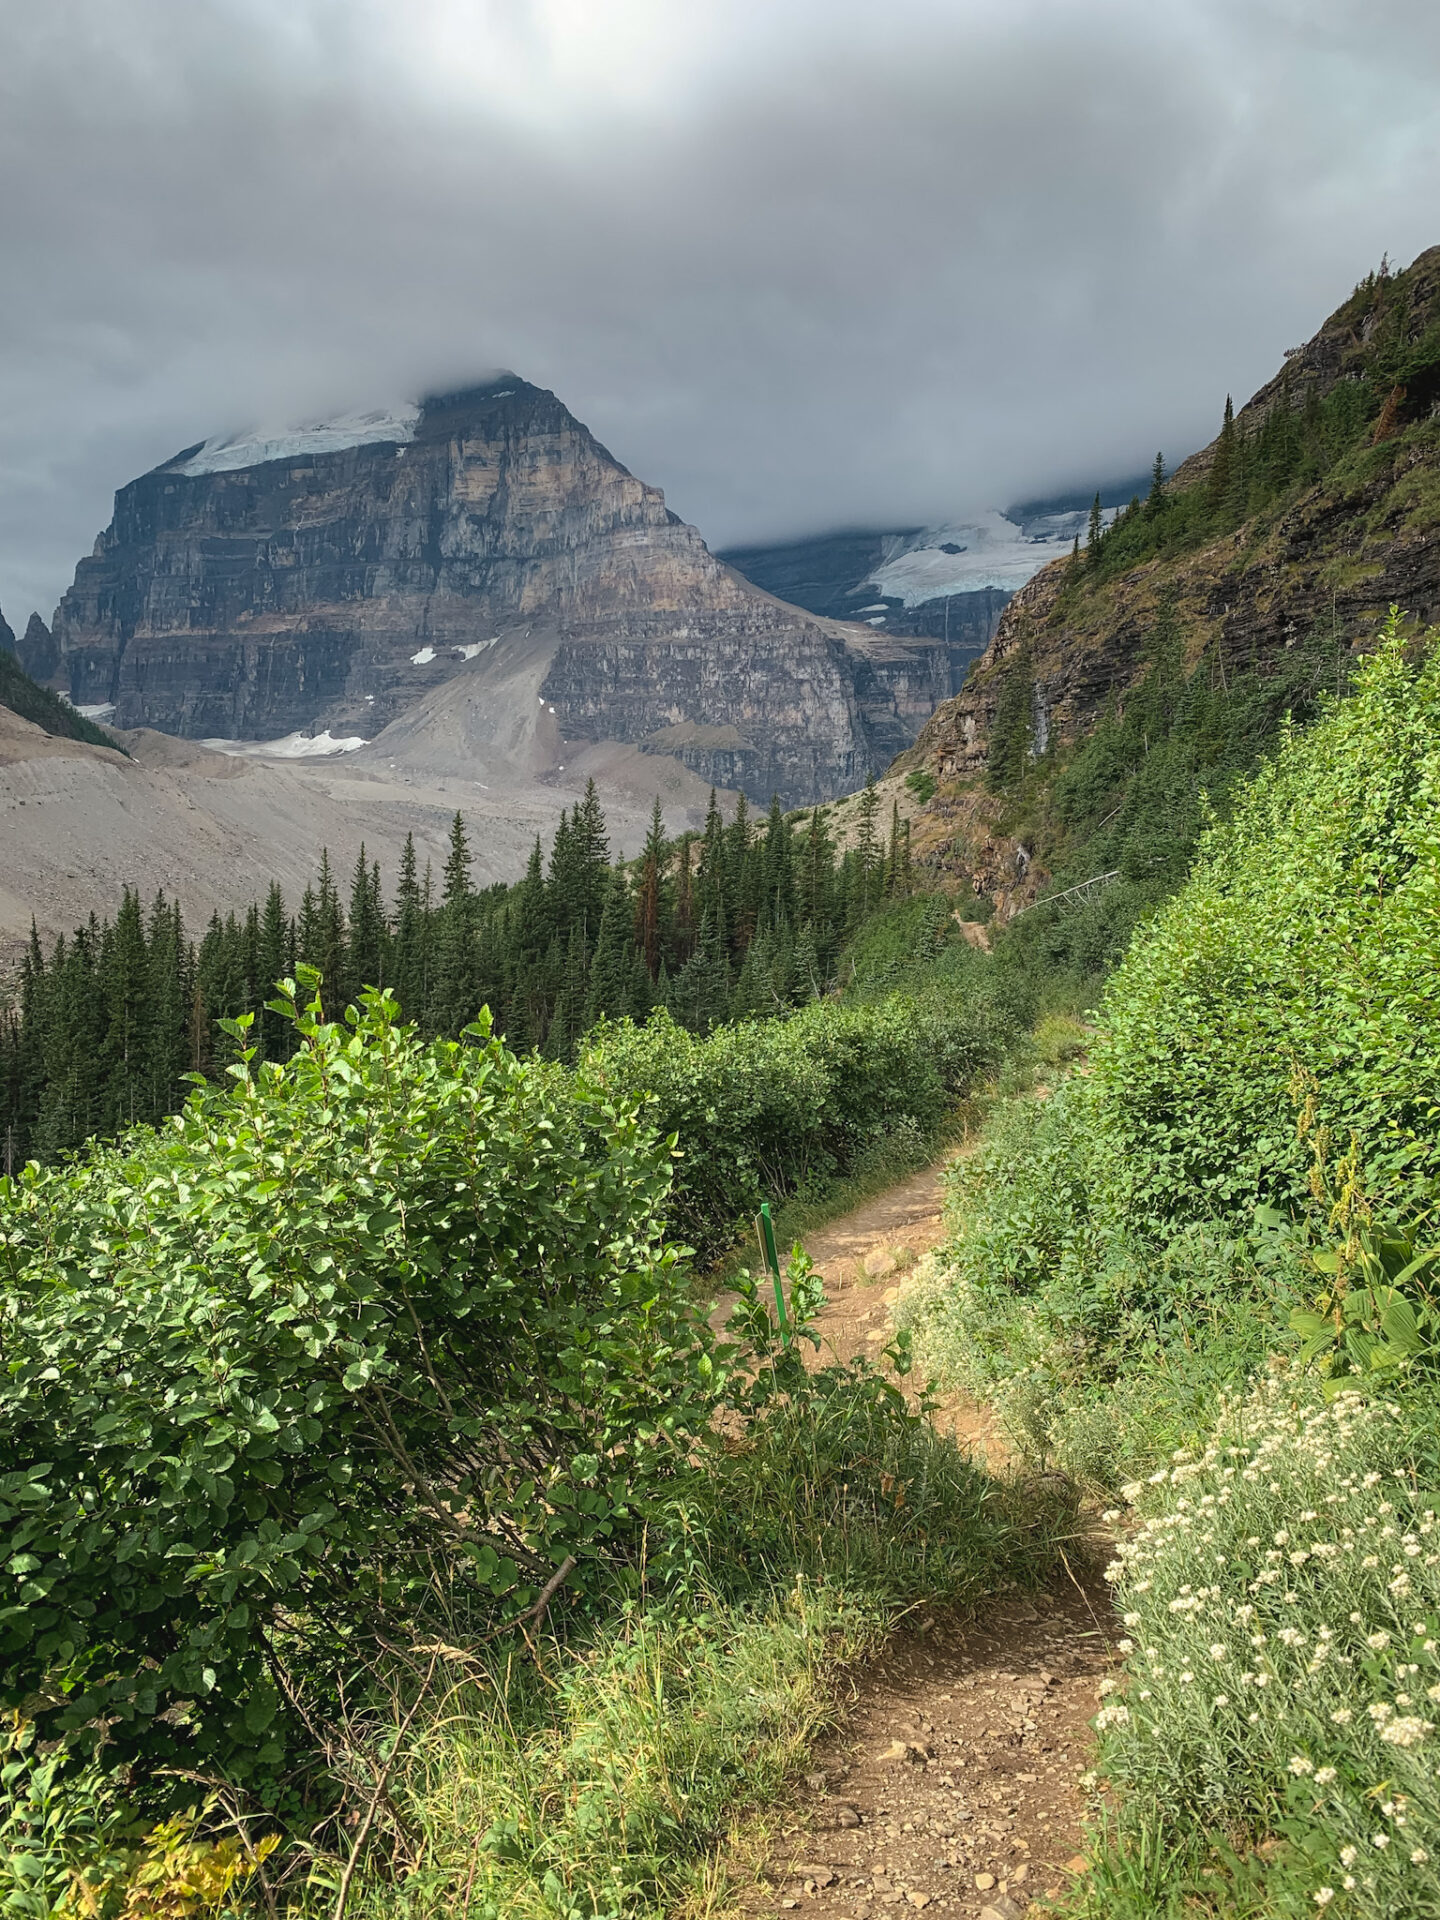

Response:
(1068, 254), (1440, 590)
(1, 779), (917, 1168)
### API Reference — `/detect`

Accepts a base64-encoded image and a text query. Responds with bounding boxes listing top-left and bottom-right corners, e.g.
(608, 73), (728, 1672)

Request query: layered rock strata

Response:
(51, 378), (957, 806)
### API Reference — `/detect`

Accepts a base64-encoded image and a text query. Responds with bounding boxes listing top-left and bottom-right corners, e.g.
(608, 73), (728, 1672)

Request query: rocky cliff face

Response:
(16, 614), (58, 684)
(51, 378), (957, 807)
(909, 245), (1440, 788)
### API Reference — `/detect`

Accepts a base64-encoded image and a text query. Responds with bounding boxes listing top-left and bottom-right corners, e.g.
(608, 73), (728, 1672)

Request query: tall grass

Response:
(330, 1345), (1072, 1920)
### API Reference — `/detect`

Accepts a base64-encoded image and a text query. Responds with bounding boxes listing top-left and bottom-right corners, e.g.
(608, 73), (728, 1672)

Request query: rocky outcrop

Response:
(51, 378), (961, 807)
(909, 245), (1440, 786)
(0, 607), (15, 657)
(17, 614), (59, 684)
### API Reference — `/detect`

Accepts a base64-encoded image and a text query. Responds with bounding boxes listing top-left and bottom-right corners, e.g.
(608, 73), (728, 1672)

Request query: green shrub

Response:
(1092, 612), (1440, 1228)
(898, 1088), (1306, 1492)
(0, 978), (706, 1796)
(586, 989), (1006, 1261)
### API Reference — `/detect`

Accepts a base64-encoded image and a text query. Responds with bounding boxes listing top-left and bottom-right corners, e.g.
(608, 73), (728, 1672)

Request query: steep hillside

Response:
(48, 379), (964, 807)
(0, 621), (120, 751)
(901, 244), (1440, 954)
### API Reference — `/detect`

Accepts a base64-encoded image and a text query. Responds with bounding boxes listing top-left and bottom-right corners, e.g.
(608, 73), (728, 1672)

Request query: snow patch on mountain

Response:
(201, 730), (368, 760)
(173, 406), (422, 477)
(866, 506), (1115, 607)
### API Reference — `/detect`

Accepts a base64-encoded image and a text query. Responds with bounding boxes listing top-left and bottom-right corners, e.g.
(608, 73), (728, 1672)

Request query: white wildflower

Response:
(1288, 1755), (1314, 1775)
(1314, 1766), (1337, 1784)
(1379, 1716), (1431, 1748)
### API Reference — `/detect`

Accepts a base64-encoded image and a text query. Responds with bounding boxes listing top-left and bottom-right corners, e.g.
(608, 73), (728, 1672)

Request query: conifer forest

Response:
(0, 779), (915, 1168)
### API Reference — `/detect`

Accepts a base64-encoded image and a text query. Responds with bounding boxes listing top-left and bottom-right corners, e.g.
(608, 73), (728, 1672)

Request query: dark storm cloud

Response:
(1, 0), (1438, 620)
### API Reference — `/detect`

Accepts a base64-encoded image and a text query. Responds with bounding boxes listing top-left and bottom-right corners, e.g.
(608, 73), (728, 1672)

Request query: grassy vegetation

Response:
(900, 618), (1440, 1914)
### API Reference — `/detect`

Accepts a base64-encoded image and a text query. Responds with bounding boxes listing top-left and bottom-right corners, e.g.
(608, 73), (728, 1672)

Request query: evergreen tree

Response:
(392, 834), (429, 1025)
(430, 812), (478, 1035)
(1086, 491), (1104, 567)
(1208, 396), (1236, 513)
(583, 866), (633, 1029)
(634, 798), (668, 979)
(855, 776), (883, 916)
(347, 846), (387, 994)
(1145, 451), (1167, 519)
(258, 883), (291, 1060)
(101, 889), (151, 1133)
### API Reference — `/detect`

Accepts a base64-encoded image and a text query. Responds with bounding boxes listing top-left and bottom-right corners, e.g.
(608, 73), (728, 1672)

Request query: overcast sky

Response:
(2, 0), (1439, 623)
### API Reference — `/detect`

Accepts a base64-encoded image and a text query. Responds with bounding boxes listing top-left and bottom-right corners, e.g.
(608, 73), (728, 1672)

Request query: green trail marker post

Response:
(757, 1201), (790, 1347)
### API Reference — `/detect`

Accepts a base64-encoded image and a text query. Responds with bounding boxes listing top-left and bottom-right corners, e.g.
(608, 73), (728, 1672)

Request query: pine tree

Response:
(146, 893), (190, 1115)
(672, 835), (696, 965)
(101, 889), (151, 1133)
(257, 883), (291, 1060)
(1208, 396), (1236, 515)
(1086, 491), (1104, 567)
(584, 867), (633, 1028)
(391, 834), (428, 1024)
(347, 845), (387, 994)
(1145, 452), (1166, 520)
(761, 795), (797, 934)
(545, 923), (590, 1062)
(302, 851), (348, 1016)
(430, 813), (478, 1035)
(855, 776), (882, 916)
(634, 798), (668, 979)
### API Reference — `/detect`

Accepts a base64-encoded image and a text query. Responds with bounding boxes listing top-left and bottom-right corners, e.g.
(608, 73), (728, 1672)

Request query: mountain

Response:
(48, 378), (970, 808)
(901, 243), (1440, 927)
(17, 613), (59, 683)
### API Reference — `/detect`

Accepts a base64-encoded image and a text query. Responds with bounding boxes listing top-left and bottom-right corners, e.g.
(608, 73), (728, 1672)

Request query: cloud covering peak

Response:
(2, 0), (1439, 619)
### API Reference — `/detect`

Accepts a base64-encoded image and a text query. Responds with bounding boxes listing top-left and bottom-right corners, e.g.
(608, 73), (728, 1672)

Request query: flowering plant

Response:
(1098, 1380), (1440, 1911)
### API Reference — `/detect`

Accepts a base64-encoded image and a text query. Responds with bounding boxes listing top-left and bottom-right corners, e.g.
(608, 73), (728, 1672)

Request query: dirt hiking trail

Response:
(731, 1159), (1116, 1920)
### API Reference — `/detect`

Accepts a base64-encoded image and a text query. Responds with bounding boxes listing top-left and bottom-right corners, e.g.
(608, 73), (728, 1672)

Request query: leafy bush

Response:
(898, 1081), (1310, 1493)
(1092, 613), (1440, 1228)
(1096, 1380), (1440, 1915)
(586, 988), (1008, 1261)
(0, 978), (707, 1795)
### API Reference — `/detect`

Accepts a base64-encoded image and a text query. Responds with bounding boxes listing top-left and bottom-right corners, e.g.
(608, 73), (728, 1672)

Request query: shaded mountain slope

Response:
(0, 625), (121, 751)
(898, 244), (1440, 962)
